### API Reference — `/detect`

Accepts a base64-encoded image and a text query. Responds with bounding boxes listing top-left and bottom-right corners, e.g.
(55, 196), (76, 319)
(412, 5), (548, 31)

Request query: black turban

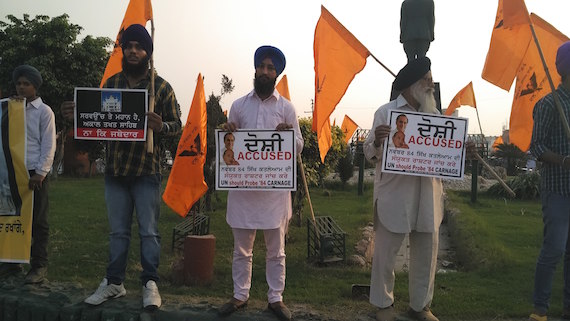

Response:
(393, 57), (431, 91)
(121, 24), (153, 56)
(254, 46), (286, 76)
(13, 65), (43, 89)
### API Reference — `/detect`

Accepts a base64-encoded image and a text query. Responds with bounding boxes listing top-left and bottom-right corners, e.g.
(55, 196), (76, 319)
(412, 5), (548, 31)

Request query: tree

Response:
(292, 119), (346, 225)
(336, 146), (354, 186)
(492, 143), (529, 176)
(0, 14), (112, 176)
(202, 75), (233, 211)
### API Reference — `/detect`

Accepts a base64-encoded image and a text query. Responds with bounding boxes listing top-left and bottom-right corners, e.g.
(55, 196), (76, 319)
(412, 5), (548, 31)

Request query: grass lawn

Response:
(45, 175), (557, 320)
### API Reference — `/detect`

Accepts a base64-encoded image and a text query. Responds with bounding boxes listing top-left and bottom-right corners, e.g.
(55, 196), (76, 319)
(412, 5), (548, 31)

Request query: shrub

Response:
(487, 171), (540, 200)
(336, 147), (354, 185)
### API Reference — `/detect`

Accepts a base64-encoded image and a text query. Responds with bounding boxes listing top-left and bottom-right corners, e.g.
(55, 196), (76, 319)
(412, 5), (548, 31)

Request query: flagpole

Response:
(475, 107), (485, 141)
(527, 19), (570, 140)
(298, 156), (316, 225)
(369, 53), (396, 78)
(147, 19), (156, 153)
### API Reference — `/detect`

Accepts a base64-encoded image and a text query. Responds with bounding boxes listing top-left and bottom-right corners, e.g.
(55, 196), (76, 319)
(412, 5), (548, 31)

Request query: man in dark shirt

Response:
(62, 24), (181, 309)
(529, 41), (570, 321)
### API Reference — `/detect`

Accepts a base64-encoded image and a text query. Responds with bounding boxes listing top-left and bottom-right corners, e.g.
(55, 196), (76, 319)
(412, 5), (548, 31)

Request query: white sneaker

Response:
(84, 278), (126, 305)
(142, 280), (162, 309)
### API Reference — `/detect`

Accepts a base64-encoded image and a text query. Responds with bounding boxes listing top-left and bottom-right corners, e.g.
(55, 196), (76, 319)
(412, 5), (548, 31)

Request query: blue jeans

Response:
(533, 191), (570, 314)
(104, 174), (161, 285)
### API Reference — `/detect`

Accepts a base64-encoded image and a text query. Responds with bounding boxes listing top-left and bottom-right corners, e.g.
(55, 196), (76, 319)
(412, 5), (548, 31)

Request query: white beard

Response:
(411, 81), (438, 114)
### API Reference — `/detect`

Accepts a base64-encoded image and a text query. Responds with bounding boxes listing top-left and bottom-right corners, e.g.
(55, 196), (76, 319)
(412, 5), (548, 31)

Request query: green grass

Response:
(45, 176), (558, 320)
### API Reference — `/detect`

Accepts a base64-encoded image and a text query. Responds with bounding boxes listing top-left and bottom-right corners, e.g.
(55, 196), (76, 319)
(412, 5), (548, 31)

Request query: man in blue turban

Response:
(528, 40), (570, 321)
(218, 45), (303, 321)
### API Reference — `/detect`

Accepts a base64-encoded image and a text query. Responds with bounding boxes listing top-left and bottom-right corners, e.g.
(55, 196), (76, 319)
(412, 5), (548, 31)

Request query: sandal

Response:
(218, 298), (248, 316)
(529, 313), (547, 321)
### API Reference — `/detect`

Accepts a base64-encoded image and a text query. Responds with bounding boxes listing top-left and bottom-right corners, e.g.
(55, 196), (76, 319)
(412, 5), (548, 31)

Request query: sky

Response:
(3, 0), (569, 137)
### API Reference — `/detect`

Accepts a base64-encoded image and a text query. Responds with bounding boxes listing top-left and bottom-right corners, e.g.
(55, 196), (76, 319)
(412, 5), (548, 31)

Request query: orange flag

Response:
(509, 14), (568, 151)
(481, 0), (532, 91)
(162, 74), (208, 217)
(275, 75), (291, 101)
(340, 115), (358, 143)
(100, 0), (153, 87)
(445, 82), (477, 116)
(313, 5), (370, 162)
(492, 136), (504, 150)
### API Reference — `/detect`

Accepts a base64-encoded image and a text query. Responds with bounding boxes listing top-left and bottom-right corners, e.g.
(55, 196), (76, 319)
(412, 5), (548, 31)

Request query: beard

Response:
(410, 81), (437, 114)
(121, 55), (150, 78)
(253, 74), (276, 97)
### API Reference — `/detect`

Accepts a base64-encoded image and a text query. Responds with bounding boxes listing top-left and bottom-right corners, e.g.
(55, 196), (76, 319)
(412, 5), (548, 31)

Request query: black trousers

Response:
(403, 40), (431, 62)
(29, 170), (49, 268)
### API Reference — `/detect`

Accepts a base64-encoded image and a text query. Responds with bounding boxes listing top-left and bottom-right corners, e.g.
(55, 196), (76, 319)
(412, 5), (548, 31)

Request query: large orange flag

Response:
(275, 75), (291, 101)
(445, 82), (477, 116)
(313, 5), (370, 162)
(162, 74), (208, 217)
(100, 0), (153, 87)
(340, 115), (358, 143)
(509, 14), (568, 151)
(481, 0), (532, 91)
(492, 136), (504, 151)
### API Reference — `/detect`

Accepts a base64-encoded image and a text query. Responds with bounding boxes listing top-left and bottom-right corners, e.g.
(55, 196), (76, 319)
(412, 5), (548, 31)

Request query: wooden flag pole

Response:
(369, 52), (396, 78)
(527, 20), (570, 140)
(298, 155), (316, 225)
(474, 152), (516, 198)
(146, 19), (156, 154)
(475, 107), (485, 140)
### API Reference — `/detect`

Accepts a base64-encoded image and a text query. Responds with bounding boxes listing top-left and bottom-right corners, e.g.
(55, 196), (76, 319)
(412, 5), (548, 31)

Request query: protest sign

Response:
(215, 130), (297, 191)
(0, 98), (33, 263)
(381, 110), (468, 179)
(74, 87), (148, 141)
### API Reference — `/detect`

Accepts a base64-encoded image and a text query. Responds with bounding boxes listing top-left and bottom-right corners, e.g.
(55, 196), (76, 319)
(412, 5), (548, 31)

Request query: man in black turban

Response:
(362, 57), (442, 321)
(62, 24), (182, 310)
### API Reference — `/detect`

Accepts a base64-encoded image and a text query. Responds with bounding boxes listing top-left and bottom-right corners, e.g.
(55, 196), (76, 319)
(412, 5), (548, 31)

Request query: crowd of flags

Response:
(98, 0), (567, 215)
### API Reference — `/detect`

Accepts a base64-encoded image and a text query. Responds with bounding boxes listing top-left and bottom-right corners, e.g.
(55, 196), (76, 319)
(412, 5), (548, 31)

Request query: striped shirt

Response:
(103, 71), (181, 176)
(530, 84), (570, 196)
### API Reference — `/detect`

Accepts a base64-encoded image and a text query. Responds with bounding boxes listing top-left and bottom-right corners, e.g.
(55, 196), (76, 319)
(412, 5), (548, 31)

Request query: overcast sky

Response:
(3, 0), (569, 136)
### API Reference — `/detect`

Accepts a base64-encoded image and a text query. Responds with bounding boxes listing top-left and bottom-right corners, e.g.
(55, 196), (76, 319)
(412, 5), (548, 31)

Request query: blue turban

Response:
(13, 65), (43, 89)
(556, 41), (570, 77)
(254, 46), (286, 76)
(393, 57), (431, 91)
(121, 24), (153, 56)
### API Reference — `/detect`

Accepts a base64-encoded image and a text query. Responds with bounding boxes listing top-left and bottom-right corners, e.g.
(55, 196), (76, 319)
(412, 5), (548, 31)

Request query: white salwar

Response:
(226, 89), (303, 303)
(363, 94), (444, 311)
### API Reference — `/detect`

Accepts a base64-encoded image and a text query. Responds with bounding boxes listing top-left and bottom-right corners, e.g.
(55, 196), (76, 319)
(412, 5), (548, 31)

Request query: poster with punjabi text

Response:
(215, 129), (297, 191)
(0, 98), (33, 263)
(381, 110), (468, 179)
(74, 87), (148, 141)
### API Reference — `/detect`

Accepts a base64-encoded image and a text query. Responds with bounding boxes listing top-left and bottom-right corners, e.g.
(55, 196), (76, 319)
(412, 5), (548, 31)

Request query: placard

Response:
(74, 87), (148, 141)
(215, 130), (297, 191)
(0, 98), (33, 263)
(381, 110), (468, 179)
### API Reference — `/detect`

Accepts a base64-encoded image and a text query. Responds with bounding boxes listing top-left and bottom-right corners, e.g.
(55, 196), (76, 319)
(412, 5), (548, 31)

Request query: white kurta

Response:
(226, 90), (304, 229)
(363, 95), (444, 234)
